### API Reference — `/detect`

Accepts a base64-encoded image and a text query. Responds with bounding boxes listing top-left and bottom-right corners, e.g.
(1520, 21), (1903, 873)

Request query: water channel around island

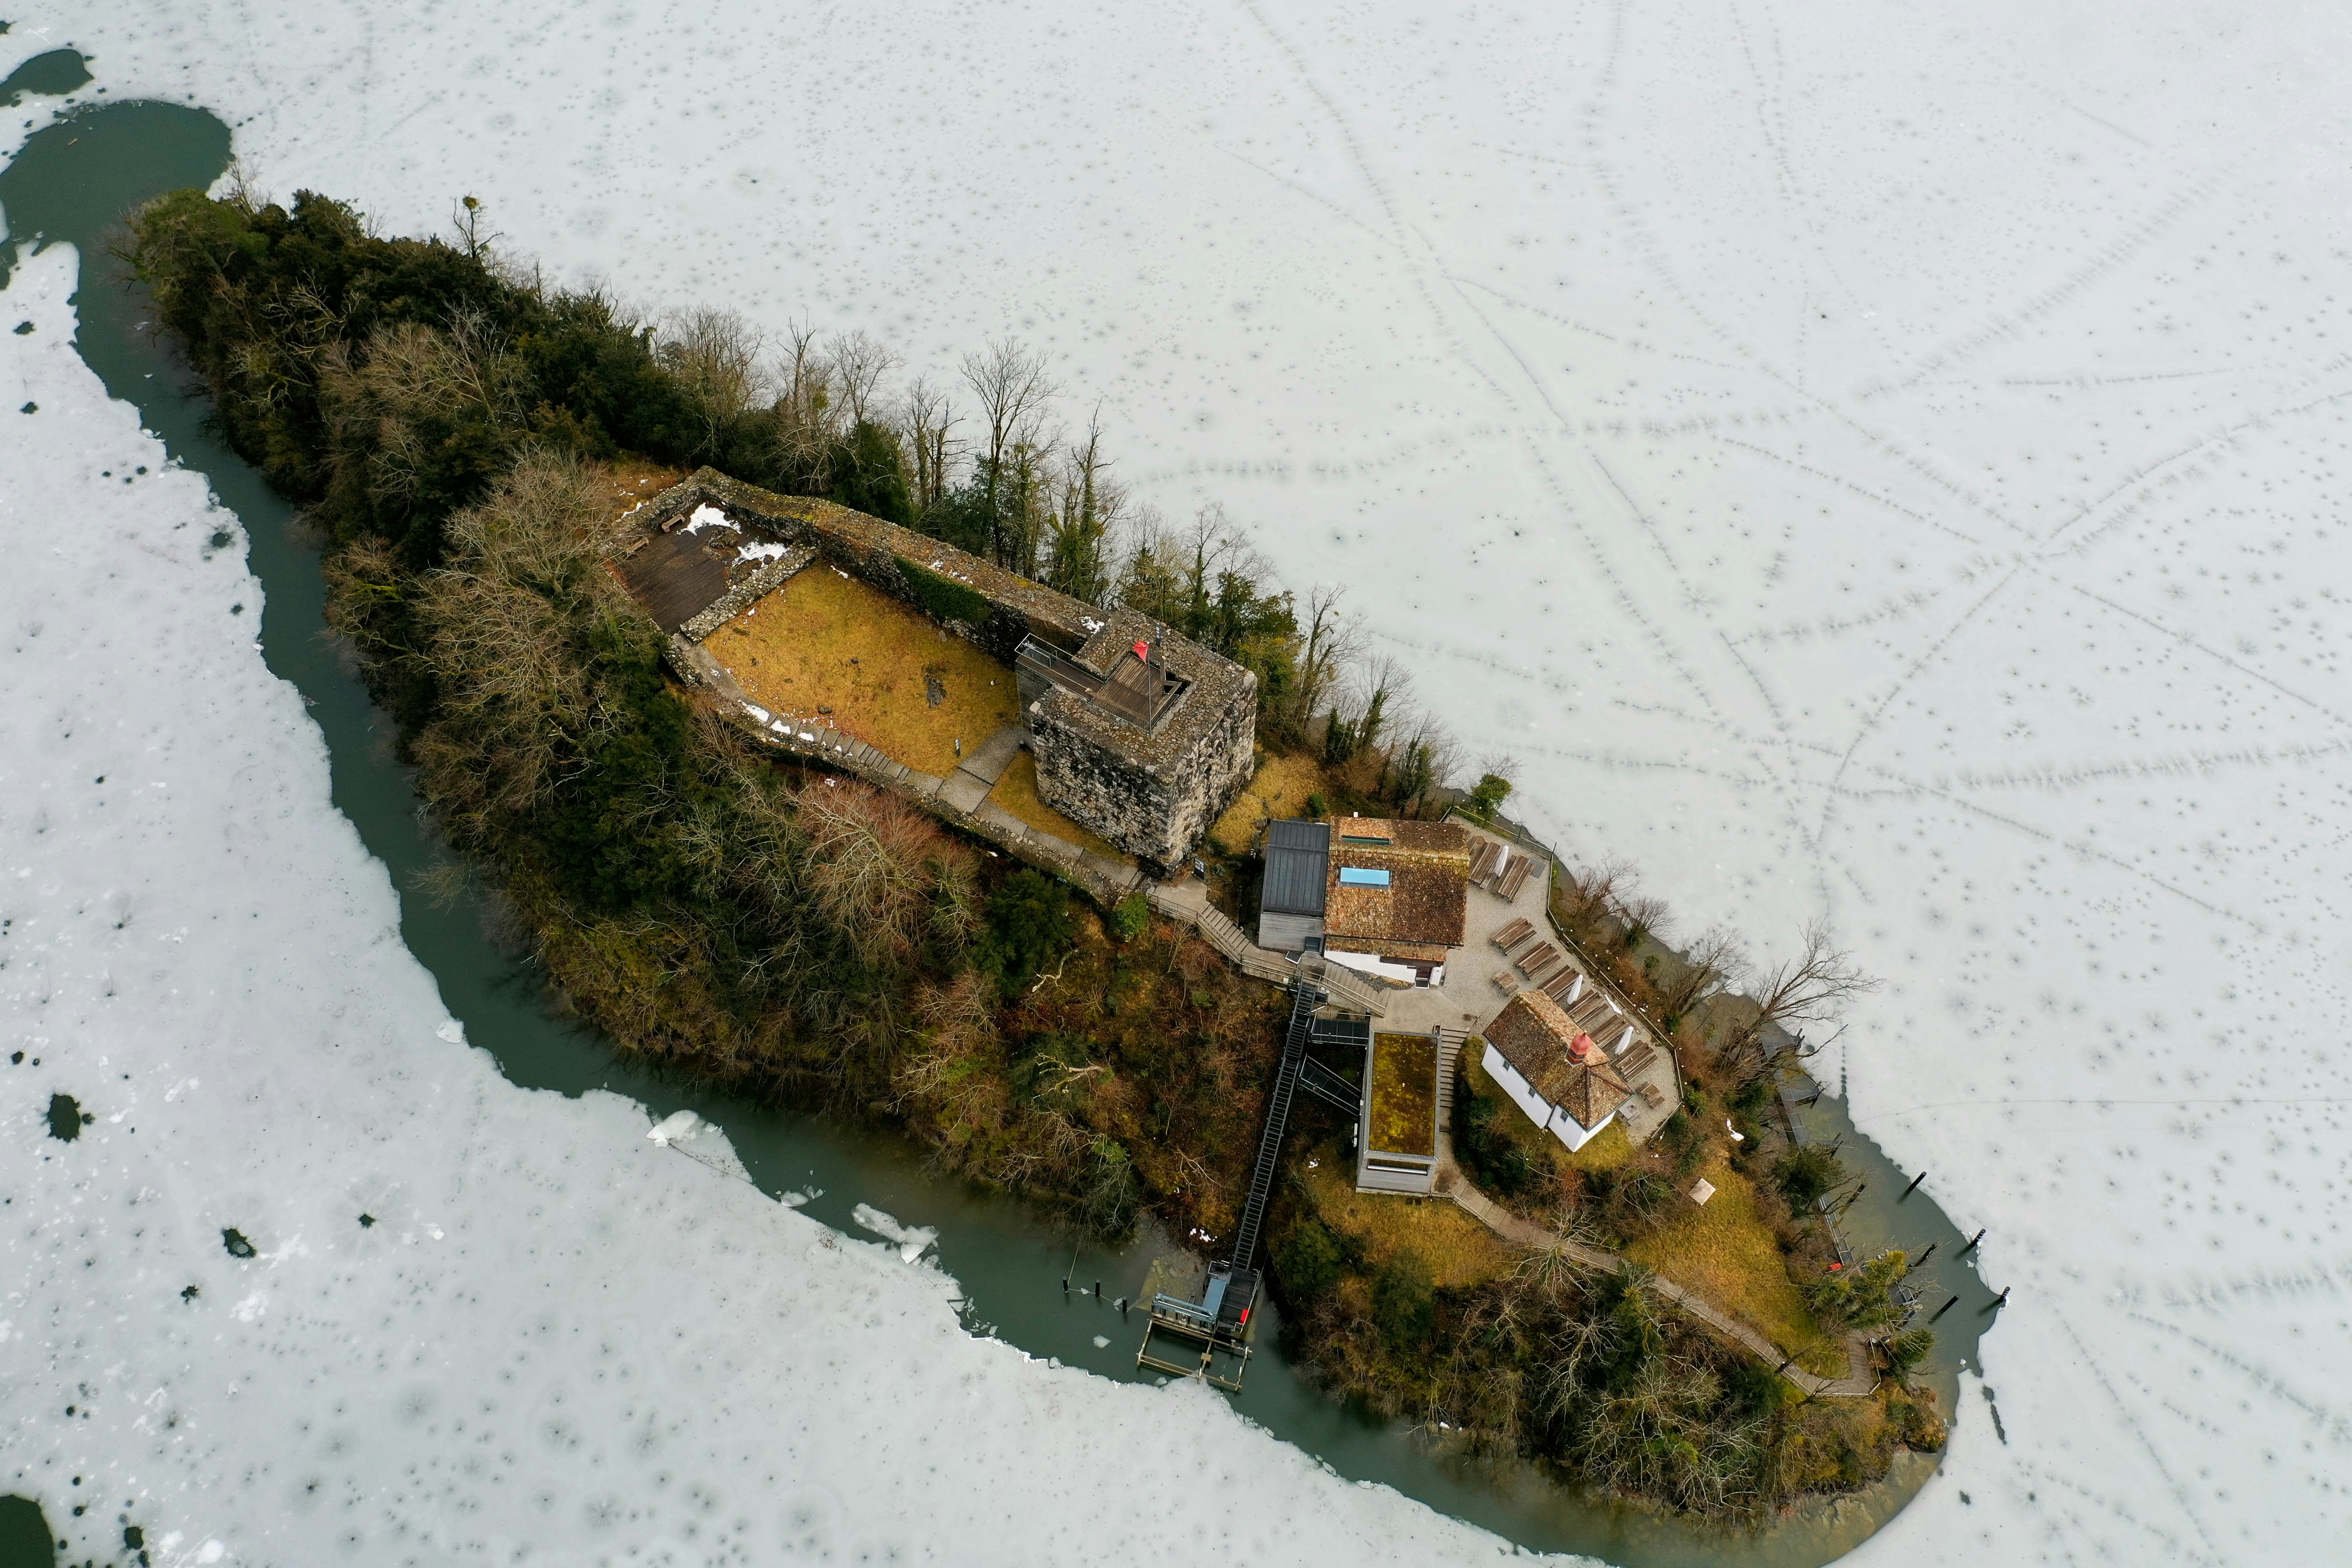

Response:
(0, 81), (1997, 1568)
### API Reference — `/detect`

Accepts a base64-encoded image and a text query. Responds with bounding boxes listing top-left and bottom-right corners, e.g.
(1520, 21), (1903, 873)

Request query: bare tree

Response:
(1556, 855), (1633, 945)
(827, 329), (900, 427)
(660, 306), (767, 458)
(960, 338), (1056, 557)
(796, 779), (943, 969)
(1654, 928), (1745, 1027)
(1721, 919), (1879, 1078)
(900, 377), (959, 513)
(962, 339), (1056, 475)
(1288, 585), (1359, 739)
(1356, 653), (1412, 758)
(1613, 892), (1671, 952)
(1044, 405), (1122, 605)
(450, 194), (500, 262)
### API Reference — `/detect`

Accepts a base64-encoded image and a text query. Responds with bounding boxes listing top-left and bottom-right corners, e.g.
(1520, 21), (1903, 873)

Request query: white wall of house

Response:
(1327, 948), (1444, 987)
(1546, 1103), (1613, 1153)
(1480, 1042), (1613, 1153)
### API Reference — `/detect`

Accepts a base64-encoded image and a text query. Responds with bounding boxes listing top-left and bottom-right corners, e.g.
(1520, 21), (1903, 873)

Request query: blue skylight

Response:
(1338, 866), (1390, 887)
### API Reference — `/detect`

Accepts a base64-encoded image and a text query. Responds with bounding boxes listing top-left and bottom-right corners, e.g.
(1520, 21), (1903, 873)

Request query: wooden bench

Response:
(1468, 838), (1502, 882)
(1490, 916), (1535, 952)
(1515, 941), (1560, 977)
(1541, 967), (1582, 1003)
(1494, 857), (1535, 900)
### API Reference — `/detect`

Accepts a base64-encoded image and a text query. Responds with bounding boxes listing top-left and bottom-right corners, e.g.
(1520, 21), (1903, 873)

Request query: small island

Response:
(123, 181), (1946, 1522)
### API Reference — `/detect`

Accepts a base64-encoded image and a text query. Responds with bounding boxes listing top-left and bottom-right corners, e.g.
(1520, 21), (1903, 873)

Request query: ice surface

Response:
(646, 1108), (704, 1145)
(9, 0), (2352, 1559)
(0, 243), (1556, 1565)
(851, 1204), (940, 1266)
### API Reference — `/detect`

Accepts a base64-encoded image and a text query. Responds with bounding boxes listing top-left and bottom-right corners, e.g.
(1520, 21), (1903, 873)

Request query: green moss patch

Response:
(896, 554), (991, 626)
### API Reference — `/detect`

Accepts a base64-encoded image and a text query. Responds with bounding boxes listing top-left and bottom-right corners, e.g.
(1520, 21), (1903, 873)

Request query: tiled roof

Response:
(1322, 817), (1470, 949)
(1484, 990), (1630, 1129)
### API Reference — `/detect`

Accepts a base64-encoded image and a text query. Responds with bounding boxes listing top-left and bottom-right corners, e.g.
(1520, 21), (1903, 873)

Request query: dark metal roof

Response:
(1261, 819), (1331, 916)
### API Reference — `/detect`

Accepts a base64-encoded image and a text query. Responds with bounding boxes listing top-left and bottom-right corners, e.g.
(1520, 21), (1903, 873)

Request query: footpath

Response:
(1437, 1164), (1877, 1399)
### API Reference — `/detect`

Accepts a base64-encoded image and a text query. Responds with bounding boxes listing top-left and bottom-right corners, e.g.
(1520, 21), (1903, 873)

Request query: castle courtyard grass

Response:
(714, 564), (1020, 778)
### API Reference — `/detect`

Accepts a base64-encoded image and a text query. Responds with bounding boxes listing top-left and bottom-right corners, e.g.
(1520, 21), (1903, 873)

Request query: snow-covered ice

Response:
(8, 0), (2352, 1561)
(851, 1204), (940, 1266)
(0, 240), (1549, 1563)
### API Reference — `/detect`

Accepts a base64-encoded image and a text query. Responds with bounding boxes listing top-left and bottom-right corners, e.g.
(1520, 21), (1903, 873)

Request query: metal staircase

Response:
(1137, 977), (1326, 1393)
(1226, 978), (1324, 1275)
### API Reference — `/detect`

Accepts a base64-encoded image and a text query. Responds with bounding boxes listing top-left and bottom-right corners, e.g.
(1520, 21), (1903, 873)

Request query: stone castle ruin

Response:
(608, 468), (1256, 876)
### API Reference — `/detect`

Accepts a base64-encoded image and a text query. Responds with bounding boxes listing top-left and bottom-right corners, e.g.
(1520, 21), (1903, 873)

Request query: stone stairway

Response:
(1433, 1026), (1469, 1128)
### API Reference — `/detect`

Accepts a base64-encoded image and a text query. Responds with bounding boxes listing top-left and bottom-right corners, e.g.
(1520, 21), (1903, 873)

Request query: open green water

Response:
(0, 77), (1997, 1568)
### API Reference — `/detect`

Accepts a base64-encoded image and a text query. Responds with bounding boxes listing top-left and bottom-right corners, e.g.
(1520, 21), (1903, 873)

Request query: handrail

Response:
(1150, 1292), (1216, 1327)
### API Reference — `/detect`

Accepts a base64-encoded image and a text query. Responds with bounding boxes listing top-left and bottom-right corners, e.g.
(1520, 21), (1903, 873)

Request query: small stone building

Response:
(608, 468), (1256, 875)
(1016, 606), (1257, 874)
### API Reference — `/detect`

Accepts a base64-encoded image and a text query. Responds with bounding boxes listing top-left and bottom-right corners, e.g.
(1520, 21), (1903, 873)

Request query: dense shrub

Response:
(1273, 1216), (1345, 1304)
(1772, 1144), (1848, 1210)
(1454, 1076), (1544, 1197)
(975, 869), (1075, 996)
(1109, 892), (1151, 943)
(1372, 1253), (1436, 1350)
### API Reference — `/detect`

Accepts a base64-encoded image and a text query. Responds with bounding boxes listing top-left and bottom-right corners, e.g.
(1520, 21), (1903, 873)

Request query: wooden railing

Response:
(1146, 889), (1389, 1017)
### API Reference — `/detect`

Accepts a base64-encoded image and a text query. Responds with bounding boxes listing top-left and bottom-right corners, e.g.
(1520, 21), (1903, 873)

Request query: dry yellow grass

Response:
(1369, 1033), (1437, 1155)
(715, 566), (1020, 777)
(1627, 1155), (1844, 1375)
(1299, 1155), (1517, 1288)
(987, 750), (1130, 863)
(1207, 750), (1324, 853)
(1564, 1116), (1635, 1172)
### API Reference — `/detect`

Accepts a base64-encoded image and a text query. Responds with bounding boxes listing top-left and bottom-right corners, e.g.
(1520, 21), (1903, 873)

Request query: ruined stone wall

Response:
(645, 469), (1101, 661)
(623, 469), (1254, 871)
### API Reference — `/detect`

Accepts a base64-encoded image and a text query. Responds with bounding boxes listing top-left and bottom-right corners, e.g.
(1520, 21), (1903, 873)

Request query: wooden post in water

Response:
(1905, 1242), (1937, 1275)
(1900, 1170), (1926, 1200)
(1961, 1228), (1986, 1256)
(1983, 1286), (2010, 1313)
(1931, 1295), (1959, 1322)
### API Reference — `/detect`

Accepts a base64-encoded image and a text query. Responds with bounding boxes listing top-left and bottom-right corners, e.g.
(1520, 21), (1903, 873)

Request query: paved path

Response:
(1436, 1163), (1877, 1399)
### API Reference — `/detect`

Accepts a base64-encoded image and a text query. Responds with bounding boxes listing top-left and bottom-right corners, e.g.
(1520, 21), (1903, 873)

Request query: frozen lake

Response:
(6, 2), (2350, 1562)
